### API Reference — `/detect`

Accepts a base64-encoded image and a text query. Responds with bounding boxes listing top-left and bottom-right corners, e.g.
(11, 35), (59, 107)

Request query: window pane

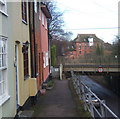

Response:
(0, 83), (2, 95)
(0, 71), (2, 82)
(0, 36), (7, 98)
(2, 54), (6, 67)
(3, 40), (6, 53)
(0, 54), (2, 67)
(0, 40), (3, 53)
(3, 81), (5, 94)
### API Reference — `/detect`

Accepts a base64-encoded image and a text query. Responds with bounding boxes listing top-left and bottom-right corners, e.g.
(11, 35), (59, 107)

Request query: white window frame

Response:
(0, 0), (8, 16)
(34, 0), (37, 13)
(45, 52), (49, 66)
(43, 52), (49, 68)
(42, 12), (45, 26)
(39, 3), (41, 20)
(44, 16), (47, 29)
(0, 36), (9, 106)
(43, 53), (46, 68)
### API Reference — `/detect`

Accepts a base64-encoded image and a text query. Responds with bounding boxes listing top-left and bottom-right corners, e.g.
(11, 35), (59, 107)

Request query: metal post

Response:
(88, 91), (94, 117)
(59, 64), (63, 80)
(78, 79), (82, 99)
(76, 78), (79, 94)
(100, 100), (106, 118)
(81, 84), (87, 111)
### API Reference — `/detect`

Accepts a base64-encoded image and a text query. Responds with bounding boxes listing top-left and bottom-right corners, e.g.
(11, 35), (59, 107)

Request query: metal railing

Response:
(71, 71), (119, 119)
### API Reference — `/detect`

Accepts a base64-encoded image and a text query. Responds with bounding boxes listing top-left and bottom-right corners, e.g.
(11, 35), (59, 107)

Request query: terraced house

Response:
(0, 1), (51, 118)
(0, 1), (16, 118)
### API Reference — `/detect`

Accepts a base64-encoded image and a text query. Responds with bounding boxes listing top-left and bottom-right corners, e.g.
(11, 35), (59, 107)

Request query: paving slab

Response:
(33, 79), (79, 117)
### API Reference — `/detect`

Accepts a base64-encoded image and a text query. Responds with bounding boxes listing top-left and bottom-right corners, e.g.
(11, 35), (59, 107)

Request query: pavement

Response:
(32, 79), (79, 117)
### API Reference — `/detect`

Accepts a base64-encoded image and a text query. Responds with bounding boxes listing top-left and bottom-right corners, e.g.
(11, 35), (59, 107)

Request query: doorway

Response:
(15, 44), (19, 109)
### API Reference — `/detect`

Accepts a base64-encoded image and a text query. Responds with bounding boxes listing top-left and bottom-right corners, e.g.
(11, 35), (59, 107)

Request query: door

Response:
(15, 44), (19, 109)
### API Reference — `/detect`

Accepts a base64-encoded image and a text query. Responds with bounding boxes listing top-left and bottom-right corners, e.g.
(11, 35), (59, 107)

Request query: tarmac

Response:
(32, 79), (79, 117)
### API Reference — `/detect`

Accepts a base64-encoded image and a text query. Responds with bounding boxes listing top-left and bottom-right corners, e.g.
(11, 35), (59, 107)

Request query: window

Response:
(0, 0), (7, 15)
(45, 52), (49, 66)
(34, 0), (37, 13)
(42, 12), (45, 25)
(0, 36), (9, 105)
(79, 51), (81, 54)
(44, 16), (47, 29)
(79, 46), (81, 50)
(22, 0), (27, 22)
(39, 3), (41, 20)
(23, 45), (29, 78)
(43, 52), (49, 68)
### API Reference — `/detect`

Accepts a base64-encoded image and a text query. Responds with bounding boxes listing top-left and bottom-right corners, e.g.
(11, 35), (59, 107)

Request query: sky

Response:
(56, 0), (119, 44)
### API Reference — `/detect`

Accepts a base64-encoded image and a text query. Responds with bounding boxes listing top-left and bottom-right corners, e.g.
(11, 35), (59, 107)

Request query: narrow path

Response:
(32, 79), (79, 117)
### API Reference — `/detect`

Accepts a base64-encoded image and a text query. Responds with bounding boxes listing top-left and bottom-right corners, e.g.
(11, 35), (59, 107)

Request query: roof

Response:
(74, 34), (104, 43)
(41, 3), (51, 18)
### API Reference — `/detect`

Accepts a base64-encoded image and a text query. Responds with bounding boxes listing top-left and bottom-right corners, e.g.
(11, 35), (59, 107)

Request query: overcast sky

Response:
(56, 0), (119, 43)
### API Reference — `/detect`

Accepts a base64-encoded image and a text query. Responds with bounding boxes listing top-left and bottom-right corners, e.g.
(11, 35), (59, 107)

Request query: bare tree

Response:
(46, 1), (65, 39)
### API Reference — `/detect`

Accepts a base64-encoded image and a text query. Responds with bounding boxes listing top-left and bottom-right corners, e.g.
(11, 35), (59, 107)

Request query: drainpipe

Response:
(28, 2), (34, 78)
(33, 2), (37, 77)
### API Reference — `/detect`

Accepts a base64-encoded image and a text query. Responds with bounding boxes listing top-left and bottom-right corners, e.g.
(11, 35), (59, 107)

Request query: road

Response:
(78, 75), (120, 118)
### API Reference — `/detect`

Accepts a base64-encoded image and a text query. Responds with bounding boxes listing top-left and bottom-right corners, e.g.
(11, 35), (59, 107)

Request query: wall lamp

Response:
(22, 41), (30, 53)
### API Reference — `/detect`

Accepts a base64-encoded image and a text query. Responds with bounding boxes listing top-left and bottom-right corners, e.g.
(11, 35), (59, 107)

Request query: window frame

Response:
(39, 3), (41, 20)
(34, 0), (37, 13)
(22, 0), (27, 23)
(0, 0), (8, 16)
(0, 36), (10, 106)
(43, 52), (49, 68)
(42, 11), (45, 26)
(23, 45), (29, 79)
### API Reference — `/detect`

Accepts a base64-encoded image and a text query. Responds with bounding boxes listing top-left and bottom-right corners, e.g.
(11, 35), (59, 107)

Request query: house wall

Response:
(40, 11), (50, 82)
(29, 2), (44, 90)
(0, 2), (16, 118)
(75, 42), (92, 56)
(8, 2), (37, 107)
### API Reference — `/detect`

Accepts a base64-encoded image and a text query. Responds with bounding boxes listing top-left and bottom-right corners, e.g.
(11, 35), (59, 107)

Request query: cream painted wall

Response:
(8, 2), (37, 107)
(0, 2), (16, 118)
(0, 2), (38, 117)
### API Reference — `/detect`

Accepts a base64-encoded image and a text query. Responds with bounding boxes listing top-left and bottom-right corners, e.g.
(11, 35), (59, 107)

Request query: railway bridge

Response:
(63, 64), (120, 75)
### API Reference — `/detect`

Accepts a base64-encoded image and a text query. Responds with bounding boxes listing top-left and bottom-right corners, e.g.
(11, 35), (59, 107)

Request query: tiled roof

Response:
(74, 34), (104, 43)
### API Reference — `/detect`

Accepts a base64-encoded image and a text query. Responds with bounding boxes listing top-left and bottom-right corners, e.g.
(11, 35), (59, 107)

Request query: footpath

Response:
(31, 79), (79, 117)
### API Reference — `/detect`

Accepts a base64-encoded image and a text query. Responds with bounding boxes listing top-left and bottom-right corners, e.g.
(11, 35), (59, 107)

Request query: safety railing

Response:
(71, 71), (119, 119)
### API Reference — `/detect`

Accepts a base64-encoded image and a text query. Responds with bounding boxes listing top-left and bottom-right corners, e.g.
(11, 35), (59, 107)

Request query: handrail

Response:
(71, 71), (119, 119)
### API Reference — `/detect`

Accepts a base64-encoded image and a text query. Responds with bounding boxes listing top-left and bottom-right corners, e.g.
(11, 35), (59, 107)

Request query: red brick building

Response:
(68, 34), (104, 58)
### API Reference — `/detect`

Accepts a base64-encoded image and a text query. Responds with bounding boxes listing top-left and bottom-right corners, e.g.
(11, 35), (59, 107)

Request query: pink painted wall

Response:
(40, 11), (50, 82)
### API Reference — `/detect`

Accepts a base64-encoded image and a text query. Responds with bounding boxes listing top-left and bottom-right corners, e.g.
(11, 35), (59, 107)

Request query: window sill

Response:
(0, 95), (10, 106)
(0, 10), (8, 17)
(22, 19), (28, 25)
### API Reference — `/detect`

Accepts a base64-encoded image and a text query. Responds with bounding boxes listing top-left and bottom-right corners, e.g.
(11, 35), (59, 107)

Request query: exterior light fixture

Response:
(22, 41), (30, 53)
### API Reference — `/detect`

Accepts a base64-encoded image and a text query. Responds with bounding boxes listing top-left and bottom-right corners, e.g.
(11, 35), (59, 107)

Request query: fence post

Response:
(76, 78), (79, 94)
(81, 84), (87, 111)
(88, 91), (94, 117)
(59, 64), (63, 80)
(100, 100), (106, 118)
(78, 78), (82, 99)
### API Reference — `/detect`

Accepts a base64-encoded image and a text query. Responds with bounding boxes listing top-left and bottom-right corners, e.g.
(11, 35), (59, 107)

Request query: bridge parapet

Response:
(63, 64), (120, 73)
